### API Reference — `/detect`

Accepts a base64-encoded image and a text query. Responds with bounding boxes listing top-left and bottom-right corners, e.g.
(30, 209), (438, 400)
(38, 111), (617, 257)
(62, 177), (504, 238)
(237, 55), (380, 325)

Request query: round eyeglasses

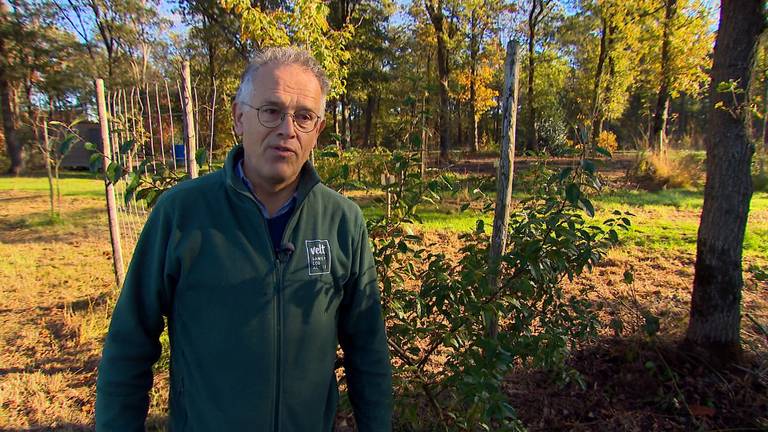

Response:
(240, 102), (321, 133)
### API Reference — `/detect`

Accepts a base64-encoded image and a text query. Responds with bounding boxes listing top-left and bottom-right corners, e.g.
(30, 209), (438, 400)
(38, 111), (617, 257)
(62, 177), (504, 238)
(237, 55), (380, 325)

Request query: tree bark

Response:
(425, 0), (451, 164)
(685, 0), (765, 364)
(0, 0), (22, 175)
(341, 93), (351, 148)
(526, 0), (543, 153)
(469, 9), (479, 153)
(363, 92), (376, 147)
(651, 0), (677, 154)
(589, 17), (609, 154)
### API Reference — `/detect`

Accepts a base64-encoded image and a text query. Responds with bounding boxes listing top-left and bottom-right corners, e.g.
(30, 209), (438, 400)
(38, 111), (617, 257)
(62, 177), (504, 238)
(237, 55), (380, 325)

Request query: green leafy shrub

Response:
(313, 146), (392, 191)
(367, 152), (631, 430)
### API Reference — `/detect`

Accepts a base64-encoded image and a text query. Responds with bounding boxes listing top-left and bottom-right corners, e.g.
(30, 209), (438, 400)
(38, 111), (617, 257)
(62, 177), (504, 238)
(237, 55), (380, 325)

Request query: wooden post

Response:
(96, 79), (125, 289)
(487, 40), (520, 338)
(155, 82), (166, 165)
(209, 80), (217, 170)
(181, 63), (198, 178)
(144, 83), (156, 172)
(42, 118), (54, 218)
(179, 71), (197, 178)
(421, 92), (427, 179)
(164, 80), (177, 171)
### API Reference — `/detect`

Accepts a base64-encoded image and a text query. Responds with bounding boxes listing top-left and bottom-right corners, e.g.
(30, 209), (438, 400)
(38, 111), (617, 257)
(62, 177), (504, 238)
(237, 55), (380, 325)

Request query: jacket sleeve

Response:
(338, 217), (393, 432)
(95, 200), (177, 431)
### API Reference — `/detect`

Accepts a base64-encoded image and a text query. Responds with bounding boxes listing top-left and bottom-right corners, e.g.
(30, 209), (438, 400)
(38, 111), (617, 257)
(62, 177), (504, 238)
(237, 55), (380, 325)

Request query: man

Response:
(96, 47), (393, 431)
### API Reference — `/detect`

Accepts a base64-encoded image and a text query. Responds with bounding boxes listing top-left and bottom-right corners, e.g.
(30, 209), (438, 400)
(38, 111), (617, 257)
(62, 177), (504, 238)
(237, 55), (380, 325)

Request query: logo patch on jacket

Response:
(306, 240), (331, 275)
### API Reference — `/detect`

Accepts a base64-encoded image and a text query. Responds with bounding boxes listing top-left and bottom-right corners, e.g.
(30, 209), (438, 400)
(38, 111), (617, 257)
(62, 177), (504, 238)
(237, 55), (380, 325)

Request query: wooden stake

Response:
(487, 40), (520, 338)
(145, 83), (156, 171)
(181, 61), (198, 179)
(96, 79), (125, 289)
(164, 80), (177, 170)
(209, 80), (217, 169)
(155, 82), (166, 165)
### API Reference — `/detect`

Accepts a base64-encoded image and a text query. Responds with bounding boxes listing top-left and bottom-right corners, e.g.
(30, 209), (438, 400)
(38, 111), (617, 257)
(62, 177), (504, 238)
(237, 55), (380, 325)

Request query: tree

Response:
(685, 0), (765, 363)
(221, 0), (354, 99)
(648, 0), (713, 153)
(424, 0), (451, 162)
(525, 0), (555, 153)
(0, 0), (22, 175)
(457, 0), (511, 152)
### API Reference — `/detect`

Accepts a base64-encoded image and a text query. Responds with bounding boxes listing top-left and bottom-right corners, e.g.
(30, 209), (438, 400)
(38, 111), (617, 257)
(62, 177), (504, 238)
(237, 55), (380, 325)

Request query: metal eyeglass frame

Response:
(238, 102), (321, 133)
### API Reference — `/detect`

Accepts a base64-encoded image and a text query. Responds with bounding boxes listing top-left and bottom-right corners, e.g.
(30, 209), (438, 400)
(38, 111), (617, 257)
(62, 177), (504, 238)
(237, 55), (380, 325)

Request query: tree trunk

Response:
(651, 0), (677, 154)
(363, 92), (375, 147)
(0, 0), (22, 175)
(685, 0), (765, 364)
(526, 0), (540, 153)
(469, 9), (479, 153)
(425, 0), (451, 164)
(341, 93), (351, 149)
(589, 17), (609, 154)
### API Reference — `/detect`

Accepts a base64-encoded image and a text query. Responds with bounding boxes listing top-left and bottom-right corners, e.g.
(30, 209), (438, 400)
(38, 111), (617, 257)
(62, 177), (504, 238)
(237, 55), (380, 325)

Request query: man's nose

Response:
(275, 113), (297, 137)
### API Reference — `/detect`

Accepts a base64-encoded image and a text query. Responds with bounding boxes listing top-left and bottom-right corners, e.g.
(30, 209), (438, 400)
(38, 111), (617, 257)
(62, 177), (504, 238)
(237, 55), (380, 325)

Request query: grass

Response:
(0, 171), (104, 198)
(359, 186), (768, 261)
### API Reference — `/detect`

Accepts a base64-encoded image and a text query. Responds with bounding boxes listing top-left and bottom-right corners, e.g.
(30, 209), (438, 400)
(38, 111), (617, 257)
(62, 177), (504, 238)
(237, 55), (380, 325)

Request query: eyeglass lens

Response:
(258, 106), (318, 132)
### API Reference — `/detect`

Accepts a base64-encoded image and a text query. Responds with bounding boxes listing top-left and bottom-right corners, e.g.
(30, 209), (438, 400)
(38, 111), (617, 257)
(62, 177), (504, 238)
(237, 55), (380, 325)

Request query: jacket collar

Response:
(224, 144), (321, 205)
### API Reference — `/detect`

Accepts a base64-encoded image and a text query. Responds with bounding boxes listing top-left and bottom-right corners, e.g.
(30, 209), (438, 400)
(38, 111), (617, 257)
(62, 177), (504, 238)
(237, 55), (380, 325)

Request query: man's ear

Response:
(233, 102), (244, 136)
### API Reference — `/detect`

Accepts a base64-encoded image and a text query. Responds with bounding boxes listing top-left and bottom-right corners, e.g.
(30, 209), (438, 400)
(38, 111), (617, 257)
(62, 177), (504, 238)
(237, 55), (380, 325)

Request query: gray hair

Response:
(234, 46), (330, 116)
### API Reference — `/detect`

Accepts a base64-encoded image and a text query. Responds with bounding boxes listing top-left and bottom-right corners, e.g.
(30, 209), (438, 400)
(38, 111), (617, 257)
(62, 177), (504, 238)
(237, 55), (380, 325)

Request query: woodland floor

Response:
(0, 159), (766, 431)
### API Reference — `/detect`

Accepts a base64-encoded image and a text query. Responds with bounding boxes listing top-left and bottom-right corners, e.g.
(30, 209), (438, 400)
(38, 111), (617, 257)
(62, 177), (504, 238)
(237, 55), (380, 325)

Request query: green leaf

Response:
(594, 146), (612, 158)
(58, 134), (76, 156)
(578, 197), (595, 217)
(581, 159), (596, 175)
(642, 311), (660, 337)
(609, 317), (624, 335)
(89, 153), (102, 172)
(623, 269), (634, 285)
(106, 162), (123, 184)
(84, 141), (97, 152)
(120, 140), (136, 155)
(196, 148), (208, 167)
(565, 183), (580, 205)
(558, 167), (573, 182)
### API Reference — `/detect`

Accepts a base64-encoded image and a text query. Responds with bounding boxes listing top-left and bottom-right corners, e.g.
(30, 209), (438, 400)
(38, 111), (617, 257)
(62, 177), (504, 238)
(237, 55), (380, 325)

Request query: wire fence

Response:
(97, 64), (216, 279)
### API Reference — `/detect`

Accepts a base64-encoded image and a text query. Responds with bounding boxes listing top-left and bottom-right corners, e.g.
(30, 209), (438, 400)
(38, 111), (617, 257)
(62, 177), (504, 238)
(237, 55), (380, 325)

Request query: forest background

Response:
(0, 0), (724, 166)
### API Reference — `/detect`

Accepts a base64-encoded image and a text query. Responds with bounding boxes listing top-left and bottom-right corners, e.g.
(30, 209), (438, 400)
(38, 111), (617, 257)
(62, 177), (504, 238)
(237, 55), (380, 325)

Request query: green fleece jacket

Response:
(95, 146), (392, 431)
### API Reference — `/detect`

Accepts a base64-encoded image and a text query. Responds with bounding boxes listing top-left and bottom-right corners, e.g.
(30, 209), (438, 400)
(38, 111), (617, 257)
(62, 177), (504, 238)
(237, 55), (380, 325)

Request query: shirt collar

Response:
(236, 158), (296, 219)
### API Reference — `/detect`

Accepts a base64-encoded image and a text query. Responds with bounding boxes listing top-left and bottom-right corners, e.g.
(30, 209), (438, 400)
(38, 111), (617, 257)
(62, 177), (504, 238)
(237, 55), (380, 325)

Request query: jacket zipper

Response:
(231, 177), (311, 432)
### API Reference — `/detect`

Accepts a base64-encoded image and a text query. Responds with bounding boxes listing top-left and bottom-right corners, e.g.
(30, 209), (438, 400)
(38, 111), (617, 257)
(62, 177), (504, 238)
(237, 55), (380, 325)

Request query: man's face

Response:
(233, 63), (325, 190)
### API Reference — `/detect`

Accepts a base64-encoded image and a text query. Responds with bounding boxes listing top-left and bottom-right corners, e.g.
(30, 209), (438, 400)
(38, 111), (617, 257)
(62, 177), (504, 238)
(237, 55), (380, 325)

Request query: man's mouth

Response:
(268, 145), (295, 156)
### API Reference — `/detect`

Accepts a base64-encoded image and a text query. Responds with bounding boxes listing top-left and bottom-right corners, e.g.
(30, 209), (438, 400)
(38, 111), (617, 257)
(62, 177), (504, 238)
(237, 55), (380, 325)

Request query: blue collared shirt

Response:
(236, 159), (296, 219)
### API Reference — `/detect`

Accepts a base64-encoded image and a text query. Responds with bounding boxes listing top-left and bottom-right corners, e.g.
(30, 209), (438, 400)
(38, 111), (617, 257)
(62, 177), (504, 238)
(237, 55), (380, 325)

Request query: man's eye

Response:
(262, 107), (280, 115)
(295, 112), (314, 122)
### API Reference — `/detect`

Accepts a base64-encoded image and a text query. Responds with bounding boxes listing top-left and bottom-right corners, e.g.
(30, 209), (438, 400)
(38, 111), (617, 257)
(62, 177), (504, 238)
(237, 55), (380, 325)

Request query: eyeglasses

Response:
(240, 102), (321, 133)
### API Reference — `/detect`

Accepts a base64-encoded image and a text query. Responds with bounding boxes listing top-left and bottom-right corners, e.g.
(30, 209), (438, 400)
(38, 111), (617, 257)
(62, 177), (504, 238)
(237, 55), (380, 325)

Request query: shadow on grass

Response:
(0, 206), (104, 245)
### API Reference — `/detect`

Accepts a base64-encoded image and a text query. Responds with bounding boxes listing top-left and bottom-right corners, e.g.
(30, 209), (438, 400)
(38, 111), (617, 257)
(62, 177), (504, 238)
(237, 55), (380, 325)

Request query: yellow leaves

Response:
(455, 63), (498, 118)
(219, 0), (354, 98)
